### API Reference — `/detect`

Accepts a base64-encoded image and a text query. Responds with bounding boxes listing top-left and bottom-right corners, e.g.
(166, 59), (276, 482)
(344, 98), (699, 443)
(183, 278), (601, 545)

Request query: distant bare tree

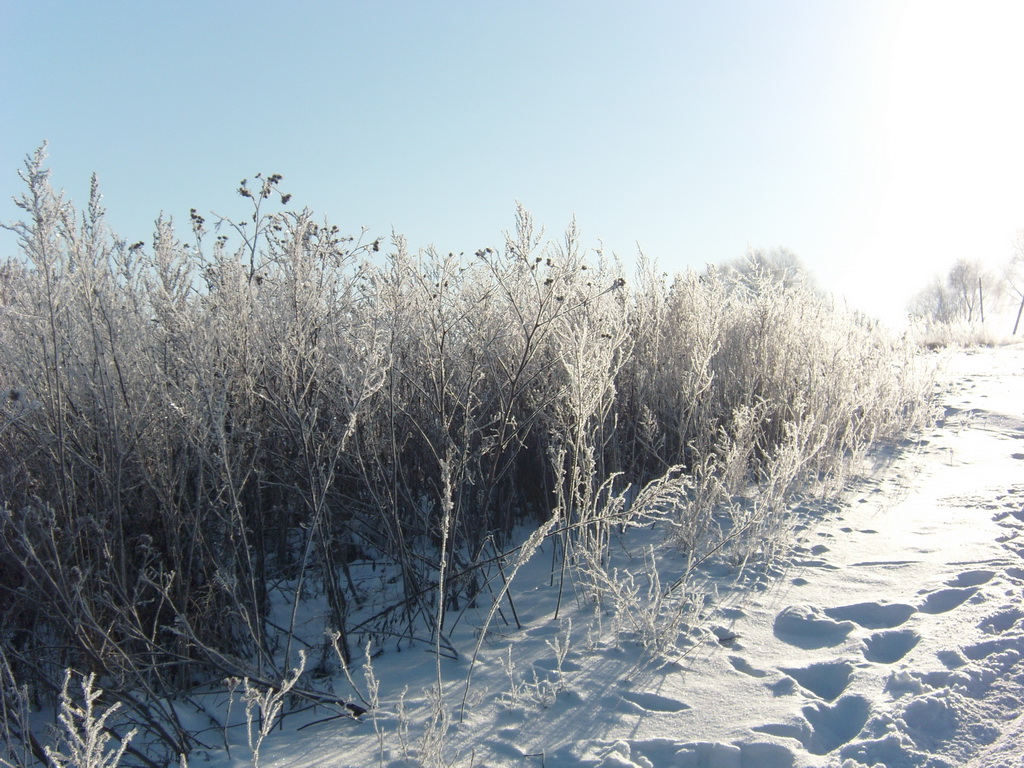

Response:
(908, 258), (994, 326)
(1005, 232), (1024, 334)
(718, 247), (817, 294)
(947, 259), (987, 323)
(908, 277), (957, 324)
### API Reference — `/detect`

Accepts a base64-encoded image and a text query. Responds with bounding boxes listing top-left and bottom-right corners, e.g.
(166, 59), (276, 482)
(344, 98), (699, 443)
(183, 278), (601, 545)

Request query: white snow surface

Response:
(208, 344), (1024, 768)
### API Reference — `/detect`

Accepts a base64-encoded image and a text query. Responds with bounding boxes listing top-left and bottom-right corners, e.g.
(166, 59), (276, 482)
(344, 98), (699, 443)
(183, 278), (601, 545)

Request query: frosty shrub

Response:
(238, 651), (305, 768)
(0, 147), (933, 761)
(0, 647), (37, 768)
(44, 671), (137, 768)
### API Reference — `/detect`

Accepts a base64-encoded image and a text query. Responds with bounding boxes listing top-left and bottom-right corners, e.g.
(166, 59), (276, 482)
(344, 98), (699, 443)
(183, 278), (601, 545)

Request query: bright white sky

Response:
(3, 0), (1024, 325)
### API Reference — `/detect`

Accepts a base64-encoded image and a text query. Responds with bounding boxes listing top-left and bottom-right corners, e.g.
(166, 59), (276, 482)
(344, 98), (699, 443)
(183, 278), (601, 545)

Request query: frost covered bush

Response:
(0, 147), (932, 763)
(44, 672), (136, 768)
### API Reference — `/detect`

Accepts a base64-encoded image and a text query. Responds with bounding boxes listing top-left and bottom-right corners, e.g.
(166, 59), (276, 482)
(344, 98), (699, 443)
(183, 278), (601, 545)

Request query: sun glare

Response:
(880, 2), (1024, 262)
(838, 1), (1024, 323)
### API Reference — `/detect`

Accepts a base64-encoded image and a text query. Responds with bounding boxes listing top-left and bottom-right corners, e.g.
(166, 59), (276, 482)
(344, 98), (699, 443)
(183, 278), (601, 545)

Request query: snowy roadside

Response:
(241, 342), (1024, 768)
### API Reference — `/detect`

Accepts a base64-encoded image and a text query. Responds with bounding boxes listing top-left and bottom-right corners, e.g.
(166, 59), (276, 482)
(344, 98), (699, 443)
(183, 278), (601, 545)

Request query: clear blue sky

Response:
(3, 1), (1023, 325)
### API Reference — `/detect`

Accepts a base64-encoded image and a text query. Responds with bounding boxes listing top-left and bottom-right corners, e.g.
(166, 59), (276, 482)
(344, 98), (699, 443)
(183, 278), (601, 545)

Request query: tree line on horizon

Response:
(908, 247), (1024, 336)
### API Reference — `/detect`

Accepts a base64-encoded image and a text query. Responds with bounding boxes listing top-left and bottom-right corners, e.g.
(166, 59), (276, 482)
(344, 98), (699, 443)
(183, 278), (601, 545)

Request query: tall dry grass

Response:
(0, 148), (933, 764)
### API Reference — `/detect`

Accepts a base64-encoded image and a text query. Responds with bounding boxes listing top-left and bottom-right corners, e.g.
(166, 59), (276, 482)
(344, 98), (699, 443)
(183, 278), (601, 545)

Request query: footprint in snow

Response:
(823, 601), (916, 629)
(995, 508), (1024, 527)
(917, 586), (978, 614)
(753, 695), (871, 756)
(773, 605), (856, 649)
(962, 636), (1023, 661)
(793, 542), (831, 557)
(802, 695), (872, 755)
(979, 607), (1023, 634)
(728, 655), (770, 678)
(620, 690), (691, 713)
(946, 569), (995, 587)
(778, 661), (853, 701)
(863, 629), (920, 664)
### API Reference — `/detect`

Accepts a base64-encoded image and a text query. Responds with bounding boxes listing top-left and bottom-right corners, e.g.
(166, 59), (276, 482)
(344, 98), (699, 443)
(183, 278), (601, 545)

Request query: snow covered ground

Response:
(219, 342), (1024, 768)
